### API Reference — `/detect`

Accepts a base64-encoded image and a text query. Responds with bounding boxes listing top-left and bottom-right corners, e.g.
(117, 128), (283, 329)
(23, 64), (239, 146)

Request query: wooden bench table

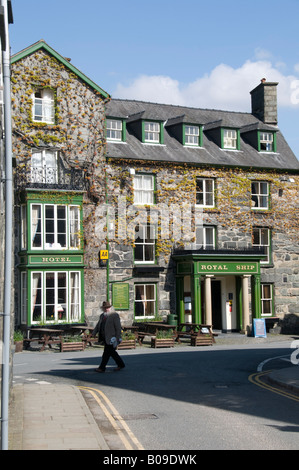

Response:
(25, 328), (63, 351)
(133, 322), (177, 346)
(65, 325), (96, 347)
(176, 323), (215, 345)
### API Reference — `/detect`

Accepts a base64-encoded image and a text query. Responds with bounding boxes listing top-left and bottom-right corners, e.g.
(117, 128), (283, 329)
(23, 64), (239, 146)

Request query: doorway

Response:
(211, 280), (222, 330)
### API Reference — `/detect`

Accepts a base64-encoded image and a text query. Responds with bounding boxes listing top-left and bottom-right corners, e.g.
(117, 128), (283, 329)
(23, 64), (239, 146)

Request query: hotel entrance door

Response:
(212, 280), (222, 330)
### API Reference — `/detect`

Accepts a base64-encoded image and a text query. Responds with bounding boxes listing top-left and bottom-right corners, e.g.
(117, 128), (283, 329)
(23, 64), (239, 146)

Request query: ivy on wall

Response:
(11, 49), (299, 271)
(11, 50), (108, 201)
(102, 159), (299, 262)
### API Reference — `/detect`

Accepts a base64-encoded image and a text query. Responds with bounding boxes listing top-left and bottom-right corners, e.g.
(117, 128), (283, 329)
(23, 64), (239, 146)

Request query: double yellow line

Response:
(249, 371), (299, 402)
(79, 386), (144, 450)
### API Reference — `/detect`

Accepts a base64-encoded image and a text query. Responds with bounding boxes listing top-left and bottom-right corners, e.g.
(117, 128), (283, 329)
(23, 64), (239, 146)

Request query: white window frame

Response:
(31, 149), (58, 184)
(252, 227), (270, 264)
(107, 119), (123, 141)
(195, 226), (216, 250)
(134, 224), (156, 264)
(251, 181), (269, 210)
(261, 284), (273, 316)
(260, 132), (274, 152)
(196, 178), (215, 207)
(30, 270), (81, 324)
(30, 203), (81, 250)
(134, 283), (156, 319)
(133, 174), (155, 205)
(144, 122), (160, 143)
(32, 88), (55, 124)
(185, 125), (199, 146)
(223, 129), (237, 149)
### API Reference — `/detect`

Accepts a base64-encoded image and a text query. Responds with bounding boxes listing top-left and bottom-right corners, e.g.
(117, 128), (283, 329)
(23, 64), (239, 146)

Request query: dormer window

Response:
(223, 128), (239, 150)
(184, 125), (200, 146)
(106, 118), (126, 142)
(259, 132), (275, 152)
(33, 88), (55, 124)
(143, 121), (163, 144)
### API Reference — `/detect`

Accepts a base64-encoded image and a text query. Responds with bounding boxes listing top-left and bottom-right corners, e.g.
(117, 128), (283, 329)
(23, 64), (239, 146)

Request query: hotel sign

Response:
(196, 261), (259, 275)
(28, 255), (84, 265)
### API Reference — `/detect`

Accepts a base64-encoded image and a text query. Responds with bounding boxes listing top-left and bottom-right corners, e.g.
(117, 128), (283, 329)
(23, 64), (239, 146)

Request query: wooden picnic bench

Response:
(24, 328), (63, 351)
(133, 322), (177, 345)
(66, 325), (97, 347)
(176, 323), (215, 346)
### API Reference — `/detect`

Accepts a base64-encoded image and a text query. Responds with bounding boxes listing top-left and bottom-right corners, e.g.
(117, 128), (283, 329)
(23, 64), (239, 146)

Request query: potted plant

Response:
(151, 329), (175, 348)
(14, 330), (24, 353)
(117, 332), (136, 350)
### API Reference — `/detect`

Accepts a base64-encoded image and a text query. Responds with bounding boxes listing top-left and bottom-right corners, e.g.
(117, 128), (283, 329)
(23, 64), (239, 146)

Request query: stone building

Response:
(104, 82), (299, 333)
(11, 40), (110, 328)
(11, 40), (299, 334)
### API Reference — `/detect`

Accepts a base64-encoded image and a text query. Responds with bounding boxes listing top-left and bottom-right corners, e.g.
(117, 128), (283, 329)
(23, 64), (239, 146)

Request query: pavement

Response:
(7, 333), (299, 450)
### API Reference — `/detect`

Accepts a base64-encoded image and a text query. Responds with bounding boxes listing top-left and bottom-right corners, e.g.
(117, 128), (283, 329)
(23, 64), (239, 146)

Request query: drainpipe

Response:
(105, 168), (110, 302)
(1, 0), (13, 451)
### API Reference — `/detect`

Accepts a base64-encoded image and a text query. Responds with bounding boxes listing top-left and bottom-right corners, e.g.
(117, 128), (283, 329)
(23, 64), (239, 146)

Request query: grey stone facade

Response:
(9, 41), (299, 333)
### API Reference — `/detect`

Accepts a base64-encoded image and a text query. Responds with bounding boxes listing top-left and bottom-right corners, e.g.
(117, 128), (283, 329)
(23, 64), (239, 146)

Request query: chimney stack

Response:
(250, 79), (279, 125)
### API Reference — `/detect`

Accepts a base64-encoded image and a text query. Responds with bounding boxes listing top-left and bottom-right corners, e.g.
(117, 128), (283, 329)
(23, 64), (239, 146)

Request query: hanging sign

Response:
(253, 318), (267, 338)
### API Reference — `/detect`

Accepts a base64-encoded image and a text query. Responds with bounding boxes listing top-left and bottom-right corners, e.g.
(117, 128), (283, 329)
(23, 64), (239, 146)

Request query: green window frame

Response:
(221, 128), (240, 150)
(25, 269), (83, 325)
(142, 120), (164, 144)
(106, 118), (126, 142)
(258, 131), (276, 152)
(183, 124), (202, 147)
(30, 203), (82, 251)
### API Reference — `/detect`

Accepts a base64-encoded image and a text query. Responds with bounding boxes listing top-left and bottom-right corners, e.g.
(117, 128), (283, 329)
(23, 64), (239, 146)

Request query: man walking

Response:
(93, 301), (125, 373)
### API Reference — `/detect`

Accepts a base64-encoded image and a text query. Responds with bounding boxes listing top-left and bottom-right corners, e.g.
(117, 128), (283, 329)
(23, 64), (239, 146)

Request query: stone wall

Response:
(102, 160), (299, 325)
(11, 48), (108, 326)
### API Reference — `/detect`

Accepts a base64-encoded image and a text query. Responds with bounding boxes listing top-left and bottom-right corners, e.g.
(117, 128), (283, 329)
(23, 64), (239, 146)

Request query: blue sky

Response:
(9, 0), (299, 159)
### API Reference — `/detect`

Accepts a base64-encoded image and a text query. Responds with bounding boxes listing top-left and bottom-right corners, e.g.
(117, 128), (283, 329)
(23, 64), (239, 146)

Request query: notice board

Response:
(112, 283), (130, 310)
(253, 318), (267, 338)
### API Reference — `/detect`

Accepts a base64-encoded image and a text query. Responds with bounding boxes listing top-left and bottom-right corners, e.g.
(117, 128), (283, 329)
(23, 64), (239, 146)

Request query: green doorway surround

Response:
(173, 250), (266, 332)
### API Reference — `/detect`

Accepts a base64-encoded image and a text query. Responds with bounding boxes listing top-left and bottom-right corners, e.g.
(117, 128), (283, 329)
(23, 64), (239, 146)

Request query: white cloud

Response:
(113, 60), (299, 111)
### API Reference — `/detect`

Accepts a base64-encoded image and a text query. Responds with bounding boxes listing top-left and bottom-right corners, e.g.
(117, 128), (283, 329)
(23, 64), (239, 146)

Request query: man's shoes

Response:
(95, 368), (105, 373)
(114, 366), (125, 372)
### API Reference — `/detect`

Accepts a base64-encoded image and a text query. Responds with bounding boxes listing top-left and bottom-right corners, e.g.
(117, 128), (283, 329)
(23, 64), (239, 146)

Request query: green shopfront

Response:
(173, 251), (267, 334)
(18, 191), (84, 326)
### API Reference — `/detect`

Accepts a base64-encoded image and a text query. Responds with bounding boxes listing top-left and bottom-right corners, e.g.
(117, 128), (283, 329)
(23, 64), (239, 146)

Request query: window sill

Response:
(220, 148), (242, 152)
(107, 140), (127, 144)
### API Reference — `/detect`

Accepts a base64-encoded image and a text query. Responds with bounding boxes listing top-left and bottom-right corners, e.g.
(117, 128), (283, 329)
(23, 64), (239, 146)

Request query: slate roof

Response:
(106, 99), (299, 171)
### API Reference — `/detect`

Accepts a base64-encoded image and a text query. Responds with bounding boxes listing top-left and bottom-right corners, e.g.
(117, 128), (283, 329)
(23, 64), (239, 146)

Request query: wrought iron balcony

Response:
(15, 163), (86, 191)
